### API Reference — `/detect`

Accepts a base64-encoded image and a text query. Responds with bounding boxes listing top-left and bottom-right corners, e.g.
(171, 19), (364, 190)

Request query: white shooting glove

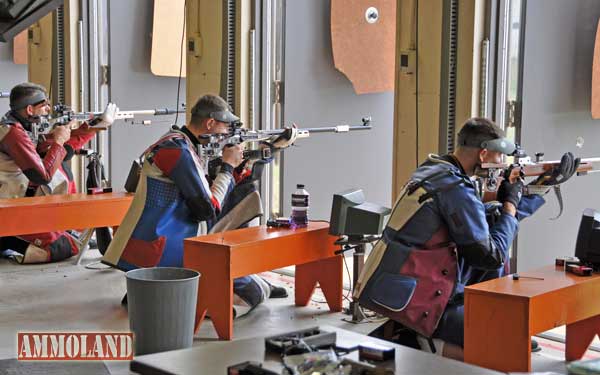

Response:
(92, 102), (118, 128)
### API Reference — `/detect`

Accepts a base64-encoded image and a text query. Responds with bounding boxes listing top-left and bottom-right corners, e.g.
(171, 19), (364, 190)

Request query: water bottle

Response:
(291, 184), (309, 227)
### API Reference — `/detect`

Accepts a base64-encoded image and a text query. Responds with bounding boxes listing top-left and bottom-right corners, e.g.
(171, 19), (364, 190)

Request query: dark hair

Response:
(190, 94), (231, 124)
(456, 117), (505, 149)
(9, 82), (47, 110)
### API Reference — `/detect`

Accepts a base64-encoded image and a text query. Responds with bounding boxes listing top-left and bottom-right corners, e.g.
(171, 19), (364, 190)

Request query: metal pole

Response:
(78, 19), (86, 191)
(479, 39), (490, 118)
(249, 29), (256, 131)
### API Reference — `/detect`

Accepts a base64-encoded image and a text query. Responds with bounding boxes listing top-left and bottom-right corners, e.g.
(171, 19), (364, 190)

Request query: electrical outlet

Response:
(399, 50), (416, 75)
(187, 35), (202, 58)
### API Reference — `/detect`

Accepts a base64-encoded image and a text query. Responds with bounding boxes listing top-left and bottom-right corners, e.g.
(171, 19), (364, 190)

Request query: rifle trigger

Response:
(550, 185), (563, 220)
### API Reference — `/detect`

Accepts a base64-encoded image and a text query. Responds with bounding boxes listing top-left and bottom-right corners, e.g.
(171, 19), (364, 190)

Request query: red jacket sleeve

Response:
(1, 124), (66, 185)
(65, 122), (96, 150)
(37, 122), (96, 153)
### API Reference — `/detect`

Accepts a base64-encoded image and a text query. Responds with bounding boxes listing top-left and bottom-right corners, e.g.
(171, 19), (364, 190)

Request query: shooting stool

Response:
(183, 221), (343, 340)
(465, 265), (600, 372)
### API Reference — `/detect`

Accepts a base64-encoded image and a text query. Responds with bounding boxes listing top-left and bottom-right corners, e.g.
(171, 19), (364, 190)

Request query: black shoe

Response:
(531, 339), (541, 352)
(269, 285), (288, 299)
(88, 238), (98, 250)
(121, 293), (127, 306)
(205, 308), (237, 320)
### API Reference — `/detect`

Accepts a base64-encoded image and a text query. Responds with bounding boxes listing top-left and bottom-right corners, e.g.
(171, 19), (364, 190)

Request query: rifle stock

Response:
(481, 157), (600, 177)
(479, 157), (600, 211)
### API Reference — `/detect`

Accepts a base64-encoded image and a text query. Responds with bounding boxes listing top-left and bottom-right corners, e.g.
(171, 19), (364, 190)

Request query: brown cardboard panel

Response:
(151, 0), (186, 77)
(592, 19), (600, 119)
(331, 0), (396, 94)
(13, 30), (27, 65)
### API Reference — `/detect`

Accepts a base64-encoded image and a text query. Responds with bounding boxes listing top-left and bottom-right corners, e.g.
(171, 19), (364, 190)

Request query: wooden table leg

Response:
(295, 256), (343, 312)
(566, 314), (600, 361)
(464, 292), (530, 372)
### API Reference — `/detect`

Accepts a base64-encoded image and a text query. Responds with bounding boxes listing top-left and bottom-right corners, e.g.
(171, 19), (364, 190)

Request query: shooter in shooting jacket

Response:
(353, 118), (579, 360)
(102, 94), (295, 313)
(0, 82), (117, 263)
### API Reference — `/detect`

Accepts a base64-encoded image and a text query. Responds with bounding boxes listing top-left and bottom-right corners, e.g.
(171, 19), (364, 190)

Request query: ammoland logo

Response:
(18, 332), (133, 360)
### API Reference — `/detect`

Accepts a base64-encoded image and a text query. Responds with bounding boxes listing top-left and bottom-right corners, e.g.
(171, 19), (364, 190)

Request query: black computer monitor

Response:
(329, 188), (390, 237)
(574, 208), (600, 269)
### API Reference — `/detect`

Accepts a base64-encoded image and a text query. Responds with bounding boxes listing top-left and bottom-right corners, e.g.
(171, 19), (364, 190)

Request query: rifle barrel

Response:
(113, 109), (185, 117)
(0, 92), (9, 98)
(302, 124), (372, 133)
(251, 123), (372, 137)
(79, 108), (185, 120)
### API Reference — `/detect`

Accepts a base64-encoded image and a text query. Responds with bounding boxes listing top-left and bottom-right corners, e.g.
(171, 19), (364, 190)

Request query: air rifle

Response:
(477, 148), (600, 218)
(198, 116), (373, 162)
(32, 104), (185, 140)
(48, 104), (185, 126)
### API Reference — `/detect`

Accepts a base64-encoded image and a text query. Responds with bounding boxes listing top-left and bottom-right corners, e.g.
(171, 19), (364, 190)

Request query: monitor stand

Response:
(335, 235), (380, 323)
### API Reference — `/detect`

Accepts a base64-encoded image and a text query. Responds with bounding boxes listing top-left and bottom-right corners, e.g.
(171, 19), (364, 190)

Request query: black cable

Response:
(174, 0), (187, 125)
(310, 251), (353, 304)
(342, 255), (353, 302)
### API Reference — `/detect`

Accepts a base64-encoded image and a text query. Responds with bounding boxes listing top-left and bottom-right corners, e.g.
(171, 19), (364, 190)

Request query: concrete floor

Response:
(0, 249), (595, 374)
(0, 250), (380, 374)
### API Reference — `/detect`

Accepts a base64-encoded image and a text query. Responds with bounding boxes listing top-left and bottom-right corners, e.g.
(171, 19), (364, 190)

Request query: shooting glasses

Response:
(461, 136), (517, 156)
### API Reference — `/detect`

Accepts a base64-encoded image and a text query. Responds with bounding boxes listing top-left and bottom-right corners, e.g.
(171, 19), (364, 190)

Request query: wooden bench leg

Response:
(185, 248), (234, 340)
(192, 271), (233, 340)
(464, 293), (530, 372)
(295, 256), (343, 312)
(566, 314), (600, 361)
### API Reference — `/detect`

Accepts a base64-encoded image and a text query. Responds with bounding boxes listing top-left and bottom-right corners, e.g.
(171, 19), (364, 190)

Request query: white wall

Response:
(518, 0), (600, 271)
(109, 0), (185, 189)
(0, 40), (27, 114)
(282, 0), (394, 220)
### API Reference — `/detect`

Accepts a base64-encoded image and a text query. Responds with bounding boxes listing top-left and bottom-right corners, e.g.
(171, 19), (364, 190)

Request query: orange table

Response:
(183, 222), (343, 340)
(465, 265), (600, 372)
(0, 192), (133, 236)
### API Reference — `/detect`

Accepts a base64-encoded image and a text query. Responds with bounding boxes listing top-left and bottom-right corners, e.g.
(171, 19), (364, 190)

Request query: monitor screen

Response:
(329, 189), (390, 237)
(575, 208), (600, 268)
(329, 188), (365, 236)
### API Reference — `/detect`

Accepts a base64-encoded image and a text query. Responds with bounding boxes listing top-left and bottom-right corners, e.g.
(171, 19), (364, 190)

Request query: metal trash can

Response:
(126, 267), (200, 355)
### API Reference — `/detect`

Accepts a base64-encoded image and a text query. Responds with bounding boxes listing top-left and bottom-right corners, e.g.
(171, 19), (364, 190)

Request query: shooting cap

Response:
(191, 94), (240, 124)
(457, 117), (516, 155)
(9, 82), (48, 111)
(198, 110), (240, 124)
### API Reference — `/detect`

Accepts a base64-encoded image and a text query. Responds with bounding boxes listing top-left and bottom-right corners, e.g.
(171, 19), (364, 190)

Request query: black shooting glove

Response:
(207, 157), (223, 181)
(531, 151), (580, 186)
(497, 178), (524, 208)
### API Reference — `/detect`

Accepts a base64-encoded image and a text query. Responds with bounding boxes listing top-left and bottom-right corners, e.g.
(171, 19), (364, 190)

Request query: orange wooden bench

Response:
(0, 192), (133, 236)
(183, 221), (343, 340)
(465, 265), (600, 373)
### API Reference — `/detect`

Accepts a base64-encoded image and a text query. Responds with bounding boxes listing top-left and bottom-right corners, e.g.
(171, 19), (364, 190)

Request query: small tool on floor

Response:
(512, 273), (544, 281)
